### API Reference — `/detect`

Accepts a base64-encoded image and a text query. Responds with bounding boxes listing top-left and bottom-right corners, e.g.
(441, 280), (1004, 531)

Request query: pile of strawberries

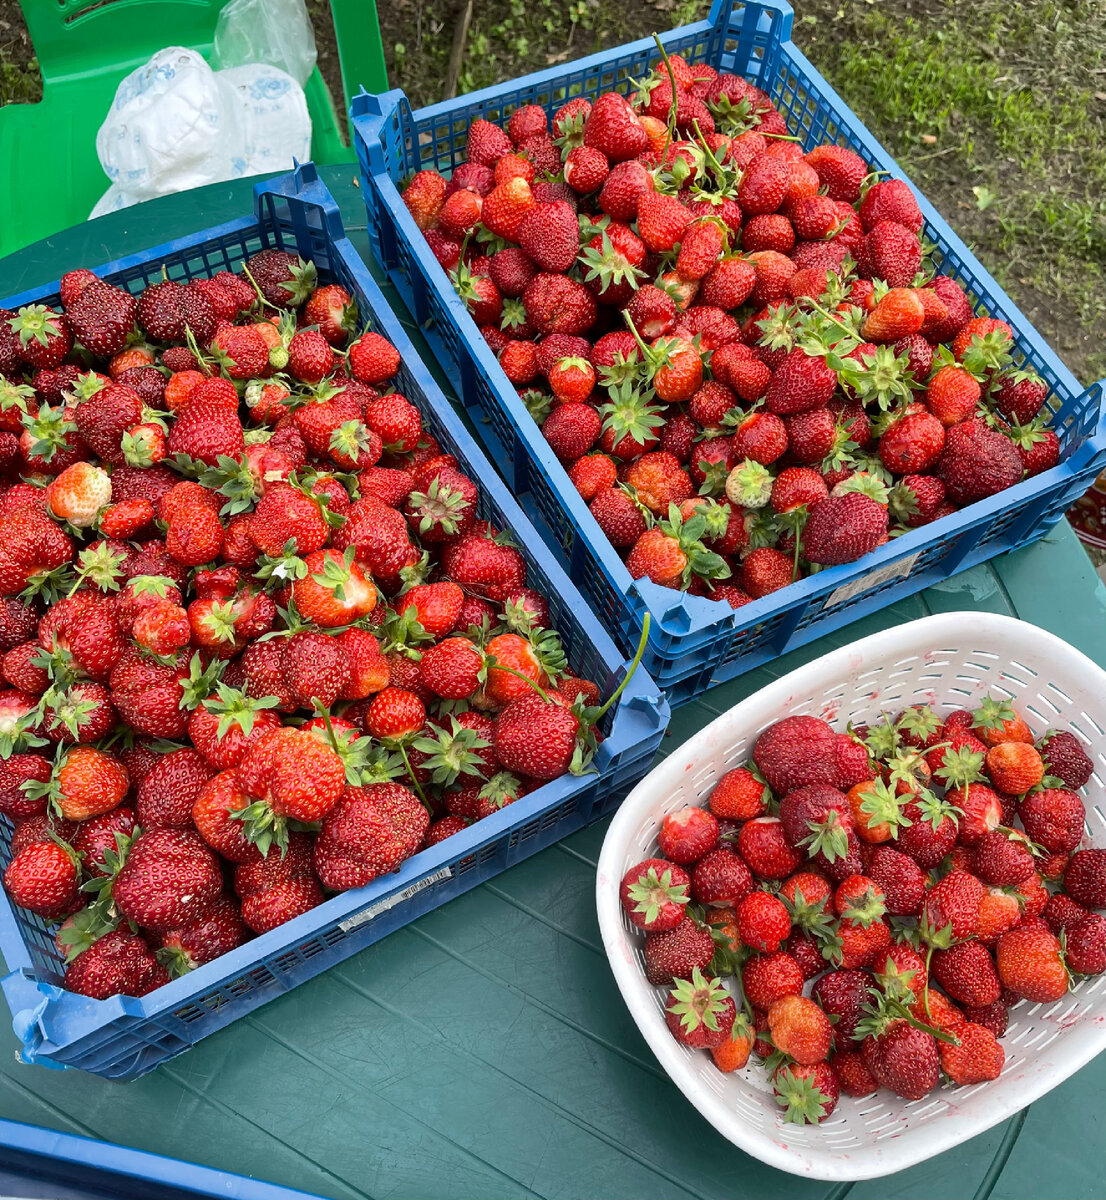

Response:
(619, 697), (1105, 1122)
(401, 53), (1061, 603)
(0, 250), (617, 1002)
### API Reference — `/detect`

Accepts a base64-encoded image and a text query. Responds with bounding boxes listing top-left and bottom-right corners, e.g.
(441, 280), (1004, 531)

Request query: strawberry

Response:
(860, 288), (924, 342)
(494, 693), (582, 780)
(112, 827), (222, 931)
(1037, 731), (1094, 789)
(710, 765), (770, 821)
(303, 284), (358, 347)
(921, 870), (984, 946)
(68, 280), (138, 357)
(764, 349), (837, 416)
(802, 493), (888, 566)
(418, 636), (484, 700)
(583, 91), (648, 162)
(644, 913), (714, 985)
(996, 924), (1069, 1002)
(9, 305), (72, 369)
(314, 782), (428, 890)
(347, 331), (401, 385)
(3, 837), (80, 917)
(805, 145), (867, 202)
(768, 993), (832, 1065)
(938, 418), (1024, 505)
(636, 191), (694, 253)
(243, 249), (317, 307)
(857, 221), (922, 287)
(877, 411), (945, 475)
(136, 747), (216, 829)
(931, 940), (1001, 1006)
(1066, 915), (1106, 976)
(45, 461), (112, 528)
(860, 1018), (939, 1101)
(241, 876), (324, 933)
(516, 200), (581, 274)
(665, 968), (736, 1049)
(736, 816), (803, 879)
(157, 894), (247, 975)
(63, 929), (166, 999)
(1064, 849), (1106, 908)
(136, 281), (215, 344)
(619, 858), (691, 932)
(287, 328), (335, 385)
(735, 891), (791, 952)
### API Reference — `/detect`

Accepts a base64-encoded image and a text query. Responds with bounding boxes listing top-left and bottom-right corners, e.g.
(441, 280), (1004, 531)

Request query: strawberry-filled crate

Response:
(351, 0), (1106, 706)
(0, 164), (668, 1080)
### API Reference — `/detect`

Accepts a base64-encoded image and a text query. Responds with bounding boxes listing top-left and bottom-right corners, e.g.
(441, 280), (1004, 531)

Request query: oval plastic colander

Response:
(596, 612), (1106, 1180)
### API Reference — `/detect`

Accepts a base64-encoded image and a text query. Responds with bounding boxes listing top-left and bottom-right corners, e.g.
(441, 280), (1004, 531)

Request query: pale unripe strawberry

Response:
(45, 461), (112, 527)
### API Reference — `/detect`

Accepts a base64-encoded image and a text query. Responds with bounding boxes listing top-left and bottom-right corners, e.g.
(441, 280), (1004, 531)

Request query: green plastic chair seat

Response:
(0, 0), (386, 259)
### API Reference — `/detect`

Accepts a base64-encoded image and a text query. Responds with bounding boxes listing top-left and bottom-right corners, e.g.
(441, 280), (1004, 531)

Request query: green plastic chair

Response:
(0, 0), (387, 258)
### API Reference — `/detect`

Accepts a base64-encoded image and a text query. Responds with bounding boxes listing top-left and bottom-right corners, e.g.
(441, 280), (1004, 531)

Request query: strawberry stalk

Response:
(396, 742), (430, 810)
(592, 612), (651, 724)
(651, 33), (680, 155)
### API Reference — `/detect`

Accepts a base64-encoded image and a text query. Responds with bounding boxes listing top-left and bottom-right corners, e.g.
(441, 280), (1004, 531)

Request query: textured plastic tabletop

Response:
(0, 165), (1103, 1200)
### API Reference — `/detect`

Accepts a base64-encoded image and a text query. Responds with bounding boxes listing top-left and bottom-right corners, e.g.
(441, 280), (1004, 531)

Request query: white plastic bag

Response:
(211, 0), (318, 87)
(91, 48), (311, 218)
(94, 48), (244, 207)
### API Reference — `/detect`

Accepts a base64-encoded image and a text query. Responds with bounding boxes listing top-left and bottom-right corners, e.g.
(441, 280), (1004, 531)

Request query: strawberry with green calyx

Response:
(56, 897), (121, 964)
(725, 458), (773, 509)
(832, 471), (891, 508)
(404, 476), (472, 541)
(773, 1063), (839, 1125)
(189, 684), (282, 770)
(304, 713), (403, 787)
(195, 454), (264, 517)
(627, 503), (731, 591)
(411, 717), (495, 788)
(21, 401), (80, 467)
(833, 344), (915, 414)
(597, 378), (665, 457)
(934, 743), (986, 789)
(853, 778), (911, 840)
(835, 876), (887, 927)
(665, 967), (737, 1049)
(328, 420), (381, 472)
(861, 713), (899, 761)
(897, 704), (943, 748)
(620, 858), (691, 933)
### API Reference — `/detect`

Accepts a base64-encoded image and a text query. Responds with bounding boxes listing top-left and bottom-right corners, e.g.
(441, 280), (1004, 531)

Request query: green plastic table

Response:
(1, 166), (1104, 1200)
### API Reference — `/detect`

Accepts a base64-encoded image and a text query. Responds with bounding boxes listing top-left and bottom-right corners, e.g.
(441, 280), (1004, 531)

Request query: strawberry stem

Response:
(485, 657), (554, 704)
(397, 742), (430, 810)
(593, 612), (651, 723)
(651, 33), (679, 156)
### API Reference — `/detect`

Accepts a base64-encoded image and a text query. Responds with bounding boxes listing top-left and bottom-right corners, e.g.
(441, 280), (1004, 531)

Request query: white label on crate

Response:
(338, 867), (453, 932)
(824, 551), (921, 609)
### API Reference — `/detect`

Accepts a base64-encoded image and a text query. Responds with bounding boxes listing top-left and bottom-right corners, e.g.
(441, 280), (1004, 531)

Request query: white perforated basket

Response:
(596, 612), (1106, 1181)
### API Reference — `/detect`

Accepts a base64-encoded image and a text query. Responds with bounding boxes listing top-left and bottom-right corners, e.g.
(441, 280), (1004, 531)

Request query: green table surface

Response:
(1, 166), (1105, 1200)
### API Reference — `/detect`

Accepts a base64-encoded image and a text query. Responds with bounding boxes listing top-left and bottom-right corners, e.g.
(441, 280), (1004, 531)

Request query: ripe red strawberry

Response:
(9, 305), (73, 369)
(286, 328), (335, 385)
(737, 816), (803, 879)
(244, 249), (317, 307)
(517, 201), (580, 273)
(691, 846), (753, 905)
(583, 91), (648, 162)
(938, 418), (1024, 505)
(303, 283), (357, 347)
(857, 221), (922, 287)
(241, 875), (324, 933)
(636, 191), (694, 253)
(867, 846), (926, 915)
(494, 693), (582, 780)
(3, 838), (80, 917)
(741, 951), (804, 1011)
(348, 331), (401, 385)
(878, 411), (945, 475)
(466, 117), (513, 166)
(157, 894), (247, 975)
(811, 969), (871, 1044)
(931, 940), (1001, 1006)
(1037, 731), (1094, 789)
(665, 969), (736, 1049)
(805, 145), (867, 202)
(112, 827), (222, 931)
(68, 280), (138, 357)
(996, 924), (1069, 1001)
(859, 179), (923, 232)
(764, 349), (837, 416)
(735, 891), (791, 952)
(644, 913), (714, 985)
(974, 828), (1035, 886)
(802, 493), (888, 566)
(135, 747), (215, 829)
(1064, 849), (1106, 908)
(921, 870), (984, 945)
(709, 766), (770, 821)
(1066, 914), (1106, 976)
(861, 1019), (938, 1101)
(940, 1021), (1005, 1085)
(314, 782), (428, 890)
(564, 144), (610, 194)
(619, 858), (691, 932)
(63, 929), (166, 999)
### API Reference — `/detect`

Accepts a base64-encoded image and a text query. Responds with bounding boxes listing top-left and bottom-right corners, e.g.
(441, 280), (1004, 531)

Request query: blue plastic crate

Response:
(0, 1118), (324, 1200)
(0, 164), (669, 1080)
(351, 0), (1106, 707)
